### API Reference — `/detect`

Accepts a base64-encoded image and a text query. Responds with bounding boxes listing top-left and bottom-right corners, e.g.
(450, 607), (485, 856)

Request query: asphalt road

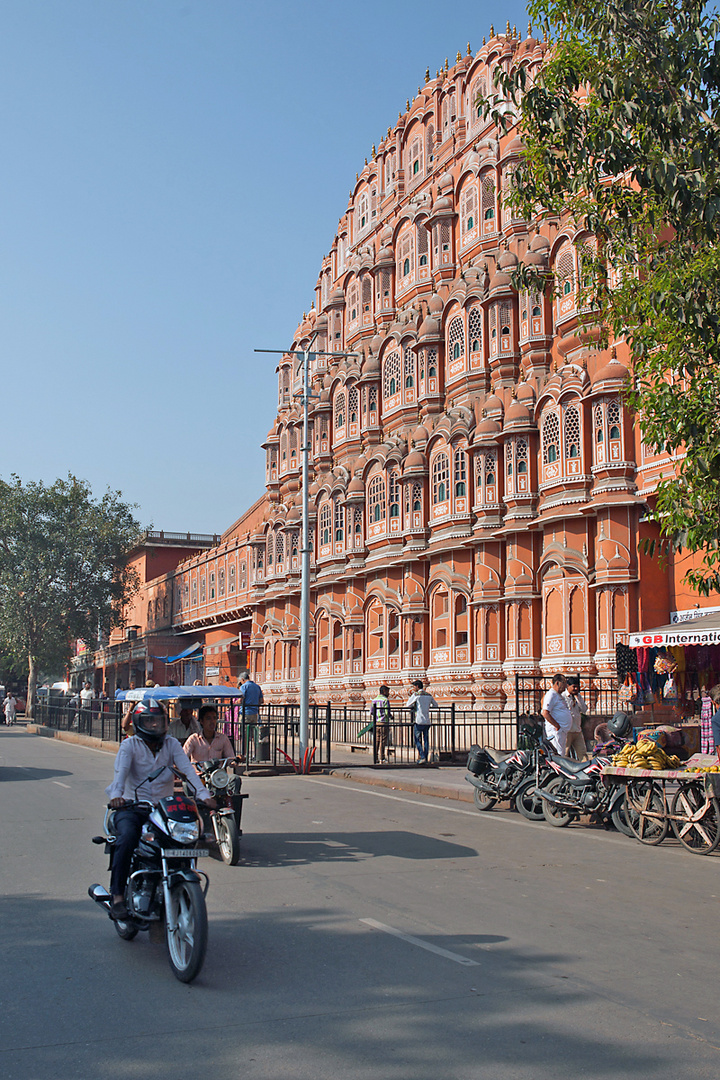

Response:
(1, 727), (719, 1080)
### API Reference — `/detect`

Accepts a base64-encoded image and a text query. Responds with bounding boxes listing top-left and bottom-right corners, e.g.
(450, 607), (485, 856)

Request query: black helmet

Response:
(131, 700), (168, 747)
(608, 710), (632, 739)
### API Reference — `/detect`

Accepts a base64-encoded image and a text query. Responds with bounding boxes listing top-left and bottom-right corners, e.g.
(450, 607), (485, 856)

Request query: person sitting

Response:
(167, 704), (201, 744)
(185, 705), (243, 823)
(106, 700), (215, 919)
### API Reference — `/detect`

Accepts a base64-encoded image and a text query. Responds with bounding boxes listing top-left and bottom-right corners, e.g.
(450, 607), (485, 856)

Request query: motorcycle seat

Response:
(553, 755), (589, 774)
(483, 747), (514, 764)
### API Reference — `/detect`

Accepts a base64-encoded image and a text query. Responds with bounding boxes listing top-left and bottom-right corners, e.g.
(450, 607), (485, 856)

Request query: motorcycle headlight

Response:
(167, 819), (200, 844)
(210, 768), (229, 789)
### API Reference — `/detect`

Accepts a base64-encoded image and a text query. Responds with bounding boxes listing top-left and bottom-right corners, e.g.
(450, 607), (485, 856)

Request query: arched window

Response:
(334, 391), (345, 432)
(468, 306), (482, 354)
(470, 75), (487, 123)
(408, 134), (423, 178)
(447, 316), (465, 364)
(432, 453), (450, 504)
(455, 594), (468, 646)
(556, 247), (576, 304)
(460, 183), (478, 238)
(481, 174), (496, 221)
(348, 385), (359, 423)
(357, 192), (369, 232)
(334, 498), (344, 543)
(542, 412), (560, 466)
(266, 531), (274, 567)
(276, 533), (284, 565)
(517, 440), (528, 473)
(368, 475), (386, 522)
(361, 276), (372, 315)
(417, 220), (429, 268)
(454, 449), (467, 496)
(383, 349), (401, 401)
(397, 230), (414, 285)
(428, 348), (438, 378)
(389, 469), (400, 518)
(426, 124), (435, 166)
(319, 504), (331, 547)
(564, 404), (581, 461)
(608, 400), (621, 441)
(404, 346), (415, 389)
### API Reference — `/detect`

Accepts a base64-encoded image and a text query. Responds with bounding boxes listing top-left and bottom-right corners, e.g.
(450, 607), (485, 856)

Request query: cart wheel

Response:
(626, 781), (668, 846)
(670, 782), (720, 855)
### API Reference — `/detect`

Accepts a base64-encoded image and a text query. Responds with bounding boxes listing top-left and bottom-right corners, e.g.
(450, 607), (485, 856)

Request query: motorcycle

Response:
(465, 721), (551, 821)
(88, 764), (211, 983)
(537, 749), (632, 834)
(189, 757), (247, 866)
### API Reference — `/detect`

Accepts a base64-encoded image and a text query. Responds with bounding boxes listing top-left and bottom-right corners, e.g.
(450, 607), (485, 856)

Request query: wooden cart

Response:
(602, 761), (720, 855)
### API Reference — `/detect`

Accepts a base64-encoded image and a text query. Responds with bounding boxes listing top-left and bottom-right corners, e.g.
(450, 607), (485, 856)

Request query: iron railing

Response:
(34, 699), (123, 742)
(514, 674), (620, 728)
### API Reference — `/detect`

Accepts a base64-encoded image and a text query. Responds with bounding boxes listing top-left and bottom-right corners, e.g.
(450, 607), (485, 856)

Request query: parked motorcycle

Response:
(465, 721), (550, 821)
(88, 764), (211, 983)
(190, 757), (247, 866)
(537, 750), (632, 835)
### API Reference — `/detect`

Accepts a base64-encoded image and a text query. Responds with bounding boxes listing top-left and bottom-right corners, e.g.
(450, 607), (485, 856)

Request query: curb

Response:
(324, 766), (475, 803)
(25, 724), (119, 753)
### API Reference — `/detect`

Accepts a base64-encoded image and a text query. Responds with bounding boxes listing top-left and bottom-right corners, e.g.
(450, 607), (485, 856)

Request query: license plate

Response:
(163, 848), (210, 857)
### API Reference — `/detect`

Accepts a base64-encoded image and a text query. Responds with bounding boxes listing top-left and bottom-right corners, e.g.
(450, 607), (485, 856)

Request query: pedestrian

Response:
(405, 679), (439, 765)
(541, 674), (573, 755)
(370, 685), (392, 764)
(562, 677), (588, 760)
(238, 671), (264, 759)
(3, 691), (17, 726)
(121, 681), (137, 736)
(709, 685), (720, 756)
(701, 687), (716, 755)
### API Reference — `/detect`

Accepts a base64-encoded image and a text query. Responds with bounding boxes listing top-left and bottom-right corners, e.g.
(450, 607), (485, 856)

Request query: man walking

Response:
(406, 679), (439, 764)
(238, 671), (264, 759)
(3, 691), (17, 726)
(541, 673), (573, 755)
(369, 685), (392, 764)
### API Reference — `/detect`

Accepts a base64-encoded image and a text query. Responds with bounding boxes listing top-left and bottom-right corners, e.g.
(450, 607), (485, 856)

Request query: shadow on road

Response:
(237, 830), (479, 865)
(0, 766), (73, 782)
(0, 894), (689, 1080)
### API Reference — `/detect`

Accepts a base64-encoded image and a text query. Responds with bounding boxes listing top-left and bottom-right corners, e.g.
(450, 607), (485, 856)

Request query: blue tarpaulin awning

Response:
(117, 685), (242, 702)
(156, 641), (204, 664)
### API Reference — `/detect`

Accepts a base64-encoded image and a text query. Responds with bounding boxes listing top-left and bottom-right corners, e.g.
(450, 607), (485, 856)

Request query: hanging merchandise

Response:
(663, 674), (678, 702)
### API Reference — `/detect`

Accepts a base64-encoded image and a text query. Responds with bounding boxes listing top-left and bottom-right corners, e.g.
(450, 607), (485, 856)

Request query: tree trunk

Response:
(27, 654), (38, 720)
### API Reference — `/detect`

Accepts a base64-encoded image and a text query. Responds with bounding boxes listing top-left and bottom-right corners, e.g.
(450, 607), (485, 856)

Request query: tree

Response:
(0, 475), (143, 716)
(492, 0), (720, 593)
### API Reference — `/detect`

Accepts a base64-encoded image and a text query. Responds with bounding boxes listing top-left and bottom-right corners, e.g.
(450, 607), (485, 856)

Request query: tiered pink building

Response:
(84, 27), (711, 707)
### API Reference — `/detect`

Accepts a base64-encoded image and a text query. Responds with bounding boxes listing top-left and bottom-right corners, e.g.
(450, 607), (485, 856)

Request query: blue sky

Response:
(0, 0), (530, 533)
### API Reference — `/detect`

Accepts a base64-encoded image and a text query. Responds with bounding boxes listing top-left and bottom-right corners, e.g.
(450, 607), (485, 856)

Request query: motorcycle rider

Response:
(106, 700), (216, 919)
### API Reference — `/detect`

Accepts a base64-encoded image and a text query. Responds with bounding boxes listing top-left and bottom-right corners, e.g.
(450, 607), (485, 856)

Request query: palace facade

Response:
(80, 26), (715, 708)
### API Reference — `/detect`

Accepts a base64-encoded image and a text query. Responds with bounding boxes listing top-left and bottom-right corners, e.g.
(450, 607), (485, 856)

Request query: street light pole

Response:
(255, 342), (360, 770)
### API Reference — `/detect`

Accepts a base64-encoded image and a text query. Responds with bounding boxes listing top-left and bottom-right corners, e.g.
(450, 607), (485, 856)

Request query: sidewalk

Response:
(323, 763), (474, 803)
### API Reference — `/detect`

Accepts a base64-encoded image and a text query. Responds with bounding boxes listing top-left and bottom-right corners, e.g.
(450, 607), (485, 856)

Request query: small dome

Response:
(347, 476), (365, 494)
(504, 401), (532, 426)
(412, 424), (429, 443)
(322, 373), (333, 388)
(474, 417), (502, 440)
(592, 359), (629, 386)
(380, 225), (393, 244)
(319, 388), (331, 403)
(418, 315), (440, 339)
(530, 234), (550, 252)
(484, 393), (504, 417)
(353, 453), (368, 472)
(432, 195), (452, 213)
(376, 244), (394, 263)
(287, 505), (301, 522)
(524, 250), (547, 268)
(516, 382), (536, 404)
(308, 482), (320, 497)
(428, 293), (444, 314)
(329, 287), (345, 304)
(488, 270), (513, 293)
(404, 450), (427, 470)
(504, 135), (524, 157)
(497, 250), (518, 270)
(314, 312), (328, 329)
(371, 333), (385, 353)
(362, 353), (380, 375)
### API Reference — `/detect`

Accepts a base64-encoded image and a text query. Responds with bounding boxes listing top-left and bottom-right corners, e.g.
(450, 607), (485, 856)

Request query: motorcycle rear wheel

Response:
(472, 785), (497, 811)
(217, 815), (241, 865)
(165, 880), (208, 983)
(542, 777), (573, 827)
(514, 777), (546, 821)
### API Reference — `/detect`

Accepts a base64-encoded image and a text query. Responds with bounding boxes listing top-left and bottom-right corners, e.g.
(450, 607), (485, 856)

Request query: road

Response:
(1, 727), (719, 1080)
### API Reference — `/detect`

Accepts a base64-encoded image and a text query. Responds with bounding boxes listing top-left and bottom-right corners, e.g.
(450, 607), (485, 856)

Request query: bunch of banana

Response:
(611, 739), (682, 770)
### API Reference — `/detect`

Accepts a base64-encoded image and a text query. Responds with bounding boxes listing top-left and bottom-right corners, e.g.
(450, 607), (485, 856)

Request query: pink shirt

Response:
(184, 730), (235, 763)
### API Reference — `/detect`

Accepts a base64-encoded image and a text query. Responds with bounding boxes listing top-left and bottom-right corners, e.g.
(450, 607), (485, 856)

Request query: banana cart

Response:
(602, 756), (720, 855)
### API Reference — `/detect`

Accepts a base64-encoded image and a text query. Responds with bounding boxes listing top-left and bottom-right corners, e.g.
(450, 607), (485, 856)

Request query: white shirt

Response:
(4, 695), (16, 717)
(80, 688), (93, 706)
(166, 716), (201, 743)
(562, 690), (588, 733)
(105, 735), (211, 803)
(541, 689), (573, 735)
(406, 691), (439, 726)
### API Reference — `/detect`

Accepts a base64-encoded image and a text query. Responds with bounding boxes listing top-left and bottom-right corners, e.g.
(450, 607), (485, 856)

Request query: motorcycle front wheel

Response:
(217, 814), (241, 865)
(514, 777), (546, 821)
(542, 777), (573, 827)
(472, 785), (497, 811)
(165, 880), (208, 983)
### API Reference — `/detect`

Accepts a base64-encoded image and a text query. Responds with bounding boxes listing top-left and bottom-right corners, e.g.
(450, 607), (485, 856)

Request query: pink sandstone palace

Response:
(80, 27), (715, 708)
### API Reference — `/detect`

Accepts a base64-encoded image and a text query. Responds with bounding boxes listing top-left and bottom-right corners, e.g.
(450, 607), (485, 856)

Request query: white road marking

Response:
(360, 918), (479, 966)
(52, 781), (71, 788)
(305, 777), (493, 819)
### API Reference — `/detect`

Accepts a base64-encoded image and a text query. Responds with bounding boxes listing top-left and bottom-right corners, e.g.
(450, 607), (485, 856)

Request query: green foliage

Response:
(0, 475), (143, 712)
(489, 0), (720, 594)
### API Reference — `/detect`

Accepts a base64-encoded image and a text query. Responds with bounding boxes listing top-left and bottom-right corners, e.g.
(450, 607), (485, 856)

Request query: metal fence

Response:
(33, 697), (518, 768)
(515, 674), (620, 727)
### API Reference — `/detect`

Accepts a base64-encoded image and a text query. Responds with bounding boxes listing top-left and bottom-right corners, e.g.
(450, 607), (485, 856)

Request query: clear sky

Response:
(0, 0), (530, 534)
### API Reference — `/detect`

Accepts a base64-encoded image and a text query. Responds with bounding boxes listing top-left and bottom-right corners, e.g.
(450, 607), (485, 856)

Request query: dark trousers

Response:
(414, 724), (429, 760)
(110, 807), (149, 896)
